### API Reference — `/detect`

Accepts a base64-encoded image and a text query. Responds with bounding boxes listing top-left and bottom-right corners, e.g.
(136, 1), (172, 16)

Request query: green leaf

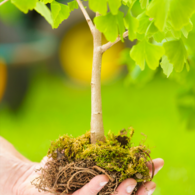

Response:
(168, 28), (182, 39)
(153, 24), (191, 43)
(124, 11), (138, 41)
(146, 0), (195, 31)
(68, 0), (78, 11)
(40, 0), (54, 4)
(163, 39), (188, 72)
(11, 0), (37, 13)
(35, 1), (53, 25)
(108, 0), (121, 15)
(130, 39), (164, 70)
(145, 21), (158, 38)
(94, 12), (125, 42)
(137, 12), (150, 34)
(185, 32), (195, 54)
(94, 13), (118, 42)
(153, 23), (191, 42)
(153, 28), (183, 43)
(122, 0), (130, 6)
(153, 31), (164, 42)
(136, 13), (158, 40)
(160, 55), (173, 77)
(119, 48), (155, 86)
(190, 13), (195, 32)
(186, 60), (190, 72)
(139, 0), (149, 9)
(89, 0), (107, 15)
(0, 0), (22, 23)
(116, 11), (125, 41)
(181, 20), (193, 38)
(51, 1), (70, 29)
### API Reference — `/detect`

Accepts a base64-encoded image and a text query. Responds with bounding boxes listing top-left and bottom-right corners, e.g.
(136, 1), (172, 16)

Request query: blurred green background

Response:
(0, 1), (195, 195)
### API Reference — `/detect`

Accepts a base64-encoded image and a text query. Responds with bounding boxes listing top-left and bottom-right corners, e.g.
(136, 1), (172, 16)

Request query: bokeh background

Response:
(0, 1), (195, 195)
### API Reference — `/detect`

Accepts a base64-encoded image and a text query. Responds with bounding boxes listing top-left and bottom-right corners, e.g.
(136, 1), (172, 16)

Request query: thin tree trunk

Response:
(76, 1), (105, 144)
(90, 25), (105, 144)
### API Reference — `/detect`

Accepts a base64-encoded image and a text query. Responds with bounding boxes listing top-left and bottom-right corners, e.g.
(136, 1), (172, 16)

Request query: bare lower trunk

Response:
(90, 27), (105, 144)
(76, 1), (105, 143)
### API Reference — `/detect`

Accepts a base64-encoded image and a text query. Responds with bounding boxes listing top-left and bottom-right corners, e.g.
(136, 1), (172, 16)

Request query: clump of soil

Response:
(32, 128), (154, 195)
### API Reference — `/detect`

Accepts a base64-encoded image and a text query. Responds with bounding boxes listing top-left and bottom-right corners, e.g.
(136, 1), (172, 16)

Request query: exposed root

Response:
(32, 157), (152, 195)
(67, 169), (98, 190)
(139, 149), (155, 180)
(93, 166), (115, 182)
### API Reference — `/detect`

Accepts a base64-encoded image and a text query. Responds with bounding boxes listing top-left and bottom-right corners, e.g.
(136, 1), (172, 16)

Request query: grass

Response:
(0, 71), (195, 195)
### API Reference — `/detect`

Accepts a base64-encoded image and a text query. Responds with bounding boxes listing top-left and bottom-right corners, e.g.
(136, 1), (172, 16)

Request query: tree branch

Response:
(0, 0), (8, 6)
(101, 31), (129, 53)
(76, 0), (95, 36)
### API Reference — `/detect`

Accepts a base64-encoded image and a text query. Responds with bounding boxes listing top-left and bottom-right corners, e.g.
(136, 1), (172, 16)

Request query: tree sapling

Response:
(1, 0), (195, 194)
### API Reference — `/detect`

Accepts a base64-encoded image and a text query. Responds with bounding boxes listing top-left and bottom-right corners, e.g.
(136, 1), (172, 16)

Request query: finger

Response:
(136, 181), (156, 195)
(111, 178), (137, 195)
(0, 136), (31, 163)
(34, 156), (52, 176)
(17, 174), (54, 195)
(40, 156), (50, 167)
(147, 158), (164, 177)
(73, 175), (109, 195)
(21, 187), (54, 195)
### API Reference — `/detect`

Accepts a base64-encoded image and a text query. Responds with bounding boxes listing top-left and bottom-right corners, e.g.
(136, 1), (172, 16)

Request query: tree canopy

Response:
(7, 0), (195, 78)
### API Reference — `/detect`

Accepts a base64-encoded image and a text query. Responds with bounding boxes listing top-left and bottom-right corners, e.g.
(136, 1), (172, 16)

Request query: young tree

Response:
(1, 0), (195, 143)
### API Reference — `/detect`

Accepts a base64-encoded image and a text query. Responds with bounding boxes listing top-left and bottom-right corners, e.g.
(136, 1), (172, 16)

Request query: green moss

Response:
(47, 128), (151, 182)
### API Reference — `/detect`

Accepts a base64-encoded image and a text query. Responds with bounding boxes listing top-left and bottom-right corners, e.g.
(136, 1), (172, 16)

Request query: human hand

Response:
(0, 136), (164, 195)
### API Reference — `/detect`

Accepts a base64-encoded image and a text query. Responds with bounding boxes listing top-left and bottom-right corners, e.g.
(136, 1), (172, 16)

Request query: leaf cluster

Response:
(10, 0), (78, 28)
(84, 0), (195, 77)
(48, 129), (151, 182)
(8, 0), (195, 77)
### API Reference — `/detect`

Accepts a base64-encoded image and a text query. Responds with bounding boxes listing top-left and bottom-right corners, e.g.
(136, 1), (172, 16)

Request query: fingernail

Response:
(100, 181), (108, 187)
(148, 188), (155, 195)
(126, 185), (135, 193)
(154, 166), (163, 175)
(155, 167), (163, 174)
(151, 166), (163, 177)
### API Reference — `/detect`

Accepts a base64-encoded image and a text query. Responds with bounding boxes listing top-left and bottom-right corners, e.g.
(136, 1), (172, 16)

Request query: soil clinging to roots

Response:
(32, 128), (154, 195)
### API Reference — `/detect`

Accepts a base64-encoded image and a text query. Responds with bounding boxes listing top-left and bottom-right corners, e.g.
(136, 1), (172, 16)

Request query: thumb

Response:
(73, 175), (109, 195)
(0, 136), (31, 163)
